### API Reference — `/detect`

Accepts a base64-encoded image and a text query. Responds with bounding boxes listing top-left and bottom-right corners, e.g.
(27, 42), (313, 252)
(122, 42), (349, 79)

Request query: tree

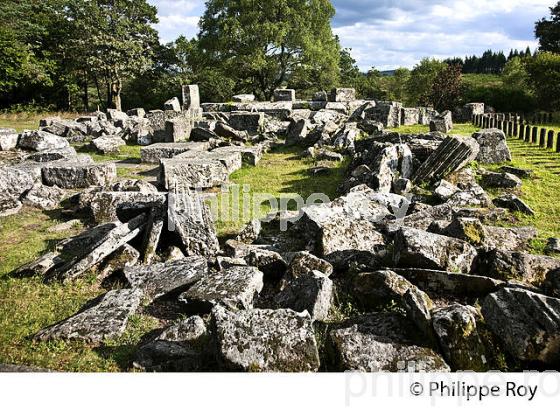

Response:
(425, 64), (462, 111)
(525, 52), (560, 110)
(65, 0), (159, 111)
(383, 68), (411, 102)
(339, 47), (361, 87)
(502, 57), (530, 90)
(406, 58), (446, 106)
(197, 0), (340, 100)
(535, 2), (560, 53)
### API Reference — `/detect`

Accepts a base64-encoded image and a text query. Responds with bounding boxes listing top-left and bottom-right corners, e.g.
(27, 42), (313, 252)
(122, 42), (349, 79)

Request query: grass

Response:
(485, 138), (560, 249)
(0, 112), (79, 133)
(214, 146), (349, 237)
(0, 208), (161, 371)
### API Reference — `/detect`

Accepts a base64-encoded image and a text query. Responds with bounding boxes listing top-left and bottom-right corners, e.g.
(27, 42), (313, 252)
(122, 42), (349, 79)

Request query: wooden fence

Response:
(472, 113), (560, 153)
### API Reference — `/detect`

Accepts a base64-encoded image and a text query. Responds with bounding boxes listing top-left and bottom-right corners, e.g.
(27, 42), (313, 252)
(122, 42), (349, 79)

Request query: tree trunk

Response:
(110, 78), (122, 111)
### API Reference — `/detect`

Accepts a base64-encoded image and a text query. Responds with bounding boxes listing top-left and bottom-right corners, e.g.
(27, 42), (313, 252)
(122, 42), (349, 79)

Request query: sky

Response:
(148, 0), (554, 71)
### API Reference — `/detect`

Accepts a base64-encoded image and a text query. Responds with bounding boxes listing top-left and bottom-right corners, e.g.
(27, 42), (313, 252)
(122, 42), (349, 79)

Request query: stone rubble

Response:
(8, 88), (560, 374)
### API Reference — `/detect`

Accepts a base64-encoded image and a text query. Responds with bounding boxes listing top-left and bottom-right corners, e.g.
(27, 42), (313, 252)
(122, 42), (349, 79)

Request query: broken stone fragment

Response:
(134, 316), (214, 372)
(55, 213), (148, 281)
(284, 251), (333, 279)
(393, 227), (477, 273)
(212, 306), (320, 372)
(84, 191), (167, 224)
(22, 184), (65, 210)
(329, 313), (449, 372)
(429, 110), (453, 133)
(168, 191), (220, 257)
(179, 266), (264, 311)
(140, 142), (210, 164)
(34, 289), (144, 343)
(91, 136), (125, 154)
(493, 194), (534, 215)
(432, 304), (490, 371)
(18, 130), (70, 151)
(164, 97), (182, 112)
(480, 171), (522, 189)
(472, 128), (511, 164)
(14, 252), (65, 278)
(482, 288), (560, 365)
(478, 249), (560, 283)
(42, 162), (117, 189)
(411, 135), (479, 183)
(234, 219), (261, 244)
(0, 128), (19, 151)
(274, 270), (333, 321)
(124, 257), (208, 301)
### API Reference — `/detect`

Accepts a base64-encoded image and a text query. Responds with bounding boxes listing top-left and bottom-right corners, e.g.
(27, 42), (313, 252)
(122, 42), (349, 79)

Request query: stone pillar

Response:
(525, 125), (531, 142)
(547, 130), (555, 149)
(557, 132), (560, 152)
(273, 89), (296, 102)
(507, 121), (513, 137)
(182, 85), (200, 110)
(519, 124), (524, 140)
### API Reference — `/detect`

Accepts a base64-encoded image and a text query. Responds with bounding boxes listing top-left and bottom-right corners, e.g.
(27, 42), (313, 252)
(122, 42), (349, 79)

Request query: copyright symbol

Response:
(410, 382), (424, 396)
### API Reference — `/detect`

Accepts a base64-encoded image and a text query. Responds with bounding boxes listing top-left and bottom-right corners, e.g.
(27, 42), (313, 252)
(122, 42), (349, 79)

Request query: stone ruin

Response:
(2, 85), (560, 373)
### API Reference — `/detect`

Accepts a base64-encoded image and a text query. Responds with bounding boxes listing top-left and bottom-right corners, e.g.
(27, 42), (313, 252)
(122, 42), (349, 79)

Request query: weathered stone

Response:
(274, 89), (296, 102)
(175, 149), (242, 174)
(482, 288), (560, 364)
(275, 271), (333, 321)
(392, 268), (504, 298)
(85, 191), (167, 224)
(429, 110), (453, 133)
(42, 162), (116, 189)
(493, 194), (534, 215)
(14, 252), (65, 278)
(127, 108), (146, 118)
(479, 250), (560, 283)
(212, 307), (320, 372)
(214, 121), (249, 141)
(106, 109), (129, 123)
(212, 145), (263, 166)
(481, 171), (521, 189)
(182, 85), (200, 110)
(412, 135), (480, 183)
(125, 257), (207, 300)
(0, 166), (35, 202)
(140, 142), (209, 164)
(91, 136), (125, 154)
(234, 219), (261, 244)
(329, 313), (449, 372)
(472, 128), (511, 164)
(393, 227), (477, 273)
(432, 304), (489, 371)
(109, 179), (158, 194)
(229, 112), (265, 133)
(434, 180), (459, 201)
(180, 266), (264, 311)
(134, 316), (213, 372)
(0, 128), (18, 151)
(483, 226), (537, 252)
(546, 238), (560, 254)
(369, 144), (413, 193)
(232, 94), (255, 103)
(160, 158), (229, 189)
(164, 97), (182, 112)
(353, 270), (420, 309)
(97, 244), (140, 280)
(55, 214), (147, 281)
(329, 88), (355, 102)
(401, 107), (420, 126)
(34, 289), (143, 342)
(168, 191), (220, 257)
(446, 182), (492, 208)
(22, 184), (65, 210)
(285, 251), (333, 279)
(18, 130), (69, 151)
(243, 247), (287, 279)
(499, 166), (533, 179)
(165, 117), (191, 142)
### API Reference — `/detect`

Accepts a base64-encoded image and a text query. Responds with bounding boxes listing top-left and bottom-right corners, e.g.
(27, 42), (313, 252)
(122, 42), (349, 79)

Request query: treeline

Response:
(444, 48), (534, 74)
(1, 0), (560, 115)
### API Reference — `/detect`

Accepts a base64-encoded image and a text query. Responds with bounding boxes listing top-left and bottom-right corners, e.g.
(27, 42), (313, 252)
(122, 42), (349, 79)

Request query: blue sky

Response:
(148, 0), (553, 71)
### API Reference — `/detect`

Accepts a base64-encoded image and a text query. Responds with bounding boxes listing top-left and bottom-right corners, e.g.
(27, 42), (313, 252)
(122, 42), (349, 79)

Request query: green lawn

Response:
(0, 113), (79, 133)
(390, 123), (480, 135)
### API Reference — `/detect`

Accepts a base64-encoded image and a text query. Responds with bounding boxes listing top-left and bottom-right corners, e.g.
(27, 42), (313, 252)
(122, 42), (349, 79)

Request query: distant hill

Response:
(380, 70), (396, 76)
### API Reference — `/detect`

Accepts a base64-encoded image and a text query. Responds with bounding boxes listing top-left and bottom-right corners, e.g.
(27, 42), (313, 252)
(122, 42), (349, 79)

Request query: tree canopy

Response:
(536, 2), (560, 53)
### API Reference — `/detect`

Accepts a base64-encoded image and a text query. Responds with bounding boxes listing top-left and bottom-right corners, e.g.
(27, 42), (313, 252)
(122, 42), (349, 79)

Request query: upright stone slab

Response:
(0, 128), (19, 151)
(182, 84), (200, 110)
(165, 117), (191, 142)
(229, 111), (265, 133)
(274, 89), (296, 102)
(472, 128), (511, 164)
(329, 88), (356, 102)
(164, 97), (181, 112)
(401, 108), (420, 126)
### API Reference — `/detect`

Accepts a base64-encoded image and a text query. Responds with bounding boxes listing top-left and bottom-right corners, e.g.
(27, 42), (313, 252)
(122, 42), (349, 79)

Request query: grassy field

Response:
(0, 113), (79, 132)
(391, 123), (480, 135)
